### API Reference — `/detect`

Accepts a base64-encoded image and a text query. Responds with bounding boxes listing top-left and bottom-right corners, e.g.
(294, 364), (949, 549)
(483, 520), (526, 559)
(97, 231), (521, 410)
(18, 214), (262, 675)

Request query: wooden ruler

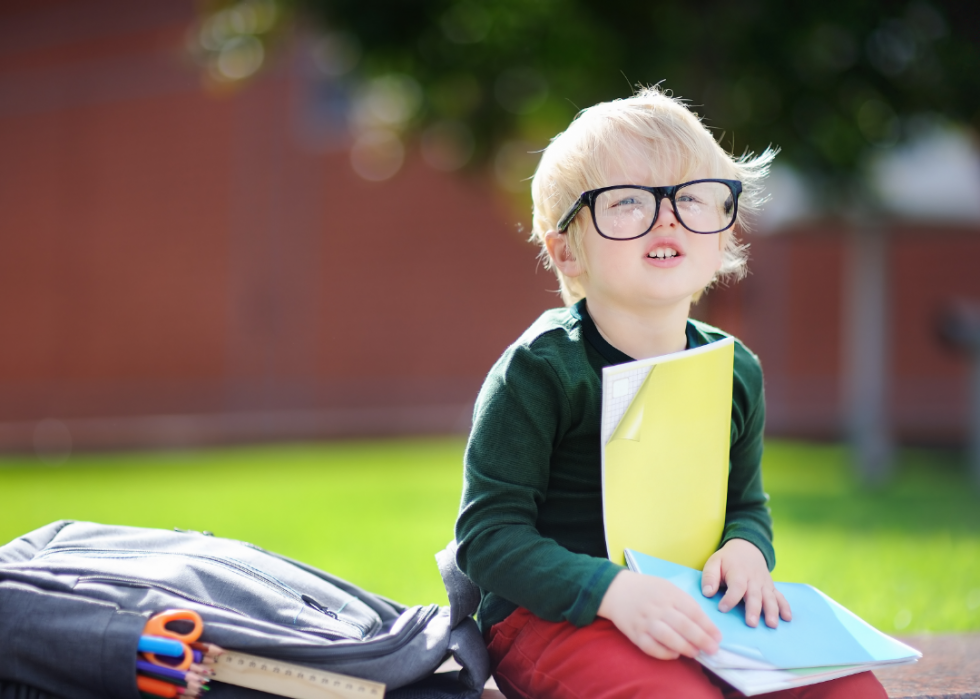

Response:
(211, 650), (386, 699)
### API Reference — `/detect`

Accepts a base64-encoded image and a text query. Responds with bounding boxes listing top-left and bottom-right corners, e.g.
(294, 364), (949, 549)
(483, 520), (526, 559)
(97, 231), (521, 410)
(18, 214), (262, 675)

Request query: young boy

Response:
(454, 87), (887, 698)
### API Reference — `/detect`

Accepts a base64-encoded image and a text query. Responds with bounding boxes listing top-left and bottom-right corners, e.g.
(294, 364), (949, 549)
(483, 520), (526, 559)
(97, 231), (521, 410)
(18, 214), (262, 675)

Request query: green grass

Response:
(0, 439), (468, 608)
(0, 438), (978, 635)
(763, 441), (980, 634)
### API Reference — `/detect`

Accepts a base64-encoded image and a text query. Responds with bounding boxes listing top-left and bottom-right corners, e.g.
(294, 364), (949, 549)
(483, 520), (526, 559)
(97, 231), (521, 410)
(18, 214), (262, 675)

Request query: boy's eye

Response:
(595, 189), (657, 227)
(612, 195), (657, 212)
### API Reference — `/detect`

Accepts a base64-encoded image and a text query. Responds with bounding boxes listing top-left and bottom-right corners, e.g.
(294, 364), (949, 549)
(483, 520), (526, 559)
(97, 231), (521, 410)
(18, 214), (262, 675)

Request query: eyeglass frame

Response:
(556, 179), (743, 240)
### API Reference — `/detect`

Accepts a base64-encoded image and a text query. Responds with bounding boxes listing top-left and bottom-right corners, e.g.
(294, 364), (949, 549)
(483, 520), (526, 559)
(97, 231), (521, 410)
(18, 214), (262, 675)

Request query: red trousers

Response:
(487, 608), (888, 699)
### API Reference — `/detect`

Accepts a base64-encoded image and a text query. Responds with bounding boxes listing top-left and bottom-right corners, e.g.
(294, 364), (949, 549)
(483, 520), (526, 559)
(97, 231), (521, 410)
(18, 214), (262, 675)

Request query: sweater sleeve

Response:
(455, 342), (622, 628)
(720, 348), (775, 570)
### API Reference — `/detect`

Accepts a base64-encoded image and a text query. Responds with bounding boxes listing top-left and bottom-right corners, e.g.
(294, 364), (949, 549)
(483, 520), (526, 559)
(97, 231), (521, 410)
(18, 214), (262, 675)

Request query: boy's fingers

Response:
(649, 619), (700, 659)
(718, 576), (746, 614)
(635, 631), (680, 660)
(762, 587), (780, 628)
(701, 556), (721, 597)
(665, 608), (720, 655)
(743, 584), (762, 627)
(675, 593), (723, 642)
(776, 589), (793, 622)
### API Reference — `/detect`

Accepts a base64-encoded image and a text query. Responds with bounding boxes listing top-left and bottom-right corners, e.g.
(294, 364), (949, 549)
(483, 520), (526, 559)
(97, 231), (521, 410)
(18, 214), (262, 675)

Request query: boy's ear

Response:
(544, 230), (584, 277)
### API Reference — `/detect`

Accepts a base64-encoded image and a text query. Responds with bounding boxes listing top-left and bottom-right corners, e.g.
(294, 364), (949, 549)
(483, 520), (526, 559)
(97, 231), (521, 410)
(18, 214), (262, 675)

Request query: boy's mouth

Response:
(648, 248), (679, 259)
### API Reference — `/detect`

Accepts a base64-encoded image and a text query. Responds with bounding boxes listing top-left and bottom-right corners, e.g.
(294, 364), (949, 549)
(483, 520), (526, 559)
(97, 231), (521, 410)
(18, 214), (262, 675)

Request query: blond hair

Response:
(530, 85), (775, 305)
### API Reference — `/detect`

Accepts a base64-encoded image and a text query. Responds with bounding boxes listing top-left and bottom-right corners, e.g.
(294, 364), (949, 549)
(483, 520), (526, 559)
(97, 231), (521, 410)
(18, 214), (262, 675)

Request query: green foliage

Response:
(296, 0), (980, 177)
(1, 438), (978, 633)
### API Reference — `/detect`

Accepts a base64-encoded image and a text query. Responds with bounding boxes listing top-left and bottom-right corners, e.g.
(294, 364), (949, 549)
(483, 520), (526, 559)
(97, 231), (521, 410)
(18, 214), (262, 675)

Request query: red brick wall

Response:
(0, 0), (556, 448)
(698, 226), (980, 444)
(2, 1), (978, 449)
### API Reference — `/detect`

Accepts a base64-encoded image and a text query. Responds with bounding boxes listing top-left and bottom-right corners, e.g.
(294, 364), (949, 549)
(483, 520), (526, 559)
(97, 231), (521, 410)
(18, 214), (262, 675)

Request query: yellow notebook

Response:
(602, 338), (734, 569)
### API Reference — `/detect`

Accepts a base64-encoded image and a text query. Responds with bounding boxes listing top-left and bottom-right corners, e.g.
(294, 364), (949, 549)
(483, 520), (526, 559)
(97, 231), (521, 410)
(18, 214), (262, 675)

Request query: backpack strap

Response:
(436, 541), (489, 696)
(435, 540), (481, 630)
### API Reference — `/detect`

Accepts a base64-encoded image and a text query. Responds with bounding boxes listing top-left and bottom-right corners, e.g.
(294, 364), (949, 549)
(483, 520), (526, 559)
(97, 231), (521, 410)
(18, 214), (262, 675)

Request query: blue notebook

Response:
(624, 549), (920, 670)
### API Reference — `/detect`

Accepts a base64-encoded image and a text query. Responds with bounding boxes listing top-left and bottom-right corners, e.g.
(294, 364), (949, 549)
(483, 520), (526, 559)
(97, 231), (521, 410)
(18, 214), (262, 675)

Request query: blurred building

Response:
(2, 1), (979, 456)
(0, 0), (556, 454)
(715, 134), (980, 446)
(699, 221), (980, 444)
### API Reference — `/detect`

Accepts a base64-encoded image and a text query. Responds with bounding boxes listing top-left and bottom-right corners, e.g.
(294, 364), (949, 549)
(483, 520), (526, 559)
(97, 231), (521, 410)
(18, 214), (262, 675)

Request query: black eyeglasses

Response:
(557, 179), (743, 239)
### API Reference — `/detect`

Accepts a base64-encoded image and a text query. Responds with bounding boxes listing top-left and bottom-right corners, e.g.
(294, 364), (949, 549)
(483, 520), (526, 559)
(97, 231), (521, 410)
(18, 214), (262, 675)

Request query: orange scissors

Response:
(142, 609), (204, 671)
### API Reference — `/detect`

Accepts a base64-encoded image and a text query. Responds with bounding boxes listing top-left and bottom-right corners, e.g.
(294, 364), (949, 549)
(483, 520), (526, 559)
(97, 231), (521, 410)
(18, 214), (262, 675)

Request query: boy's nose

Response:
(653, 200), (680, 227)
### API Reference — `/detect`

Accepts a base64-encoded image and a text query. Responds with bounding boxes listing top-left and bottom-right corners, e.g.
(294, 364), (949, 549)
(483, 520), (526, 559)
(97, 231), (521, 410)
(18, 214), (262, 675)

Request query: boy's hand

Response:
(701, 538), (792, 629)
(597, 570), (722, 660)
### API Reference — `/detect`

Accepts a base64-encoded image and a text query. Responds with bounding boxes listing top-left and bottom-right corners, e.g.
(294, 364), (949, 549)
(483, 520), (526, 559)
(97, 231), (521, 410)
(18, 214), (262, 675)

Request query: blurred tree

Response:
(195, 0), (980, 186)
(192, 0), (980, 484)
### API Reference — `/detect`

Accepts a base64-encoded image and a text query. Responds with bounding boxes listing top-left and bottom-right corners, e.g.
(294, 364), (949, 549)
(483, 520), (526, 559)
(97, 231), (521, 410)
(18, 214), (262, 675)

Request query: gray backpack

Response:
(0, 520), (488, 699)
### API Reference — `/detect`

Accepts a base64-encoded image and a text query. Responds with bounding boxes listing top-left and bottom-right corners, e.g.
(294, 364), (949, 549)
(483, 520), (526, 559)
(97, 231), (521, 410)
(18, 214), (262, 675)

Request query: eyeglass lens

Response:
(593, 182), (736, 237)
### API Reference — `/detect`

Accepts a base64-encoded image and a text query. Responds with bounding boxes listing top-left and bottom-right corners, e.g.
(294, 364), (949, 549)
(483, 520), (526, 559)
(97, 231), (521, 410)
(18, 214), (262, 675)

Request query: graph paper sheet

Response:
(601, 364), (653, 447)
(601, 337), (736, 568)
(600, 338), (735, 445)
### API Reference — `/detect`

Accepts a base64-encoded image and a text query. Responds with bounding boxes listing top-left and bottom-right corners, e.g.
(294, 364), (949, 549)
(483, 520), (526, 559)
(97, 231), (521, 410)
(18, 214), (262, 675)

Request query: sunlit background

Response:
(0, 0), (978, 636)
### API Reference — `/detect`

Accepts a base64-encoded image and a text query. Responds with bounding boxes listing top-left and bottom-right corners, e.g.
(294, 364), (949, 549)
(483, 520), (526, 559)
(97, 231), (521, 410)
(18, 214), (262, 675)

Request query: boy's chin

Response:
(588, 280), (709, 309)
(621, 289), (704, 309)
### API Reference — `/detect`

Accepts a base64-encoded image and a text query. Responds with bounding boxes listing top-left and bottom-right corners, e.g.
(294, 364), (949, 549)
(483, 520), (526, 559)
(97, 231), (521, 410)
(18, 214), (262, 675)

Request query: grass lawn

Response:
(763, 441), (980, 634)
(0, 437), (977, 635)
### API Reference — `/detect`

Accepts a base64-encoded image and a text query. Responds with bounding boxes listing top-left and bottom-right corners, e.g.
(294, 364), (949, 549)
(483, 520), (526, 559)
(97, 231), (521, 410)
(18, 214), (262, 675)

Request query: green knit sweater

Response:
(455, 299), (774, 633)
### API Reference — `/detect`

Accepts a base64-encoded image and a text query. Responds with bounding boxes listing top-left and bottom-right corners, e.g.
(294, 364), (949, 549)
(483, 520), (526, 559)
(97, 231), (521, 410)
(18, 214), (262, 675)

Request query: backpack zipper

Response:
(274, 603), (441, 662)
(41, 548), (371, 636)
(76, 574), (440, 661)
(75, 575), (362, 641)
(40, 548), (301, 600)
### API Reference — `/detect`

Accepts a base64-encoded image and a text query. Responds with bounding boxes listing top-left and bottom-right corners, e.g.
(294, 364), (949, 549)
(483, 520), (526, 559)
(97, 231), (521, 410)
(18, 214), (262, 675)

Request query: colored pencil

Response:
(136, 660), (188, 682)
(138, 671), (185, 688)
(137, 675), (179, 698)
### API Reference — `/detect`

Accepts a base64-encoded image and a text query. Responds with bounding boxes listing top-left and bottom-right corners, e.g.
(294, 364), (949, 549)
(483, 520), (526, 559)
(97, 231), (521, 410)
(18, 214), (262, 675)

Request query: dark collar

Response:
(571, 298), (696, 366)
